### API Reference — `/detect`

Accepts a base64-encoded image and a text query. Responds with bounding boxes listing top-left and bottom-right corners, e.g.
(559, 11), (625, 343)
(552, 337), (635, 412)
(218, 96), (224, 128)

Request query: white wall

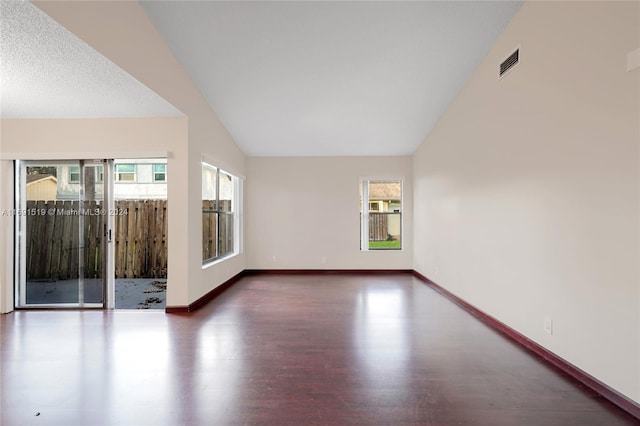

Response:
(413, 1), (640, 403)
(246, 156), (412, 270)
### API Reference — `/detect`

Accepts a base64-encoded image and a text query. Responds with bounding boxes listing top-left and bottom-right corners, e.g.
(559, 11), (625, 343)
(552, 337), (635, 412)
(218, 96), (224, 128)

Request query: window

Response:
(202, 162), (239, 263)
(115, 164), (136, 182)
(69, 166), (103, 183)
(360, 179), (402, 250)
(153, 164), (166, 182)
(69, 166), (80, 183)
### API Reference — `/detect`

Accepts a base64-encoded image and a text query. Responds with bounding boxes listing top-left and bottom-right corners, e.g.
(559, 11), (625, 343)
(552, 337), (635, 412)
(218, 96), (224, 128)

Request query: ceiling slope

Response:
(142, 1), (522, 156)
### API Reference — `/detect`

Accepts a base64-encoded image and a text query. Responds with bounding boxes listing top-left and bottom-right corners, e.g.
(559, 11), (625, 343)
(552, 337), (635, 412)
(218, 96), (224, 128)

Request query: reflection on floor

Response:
(25, 278), (167, 309)
(2, 273), (635, 425)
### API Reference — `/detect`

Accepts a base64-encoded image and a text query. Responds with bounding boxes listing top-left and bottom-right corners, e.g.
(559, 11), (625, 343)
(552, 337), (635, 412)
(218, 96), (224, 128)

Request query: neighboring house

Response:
(202, 164), (234, 205)
(26, 174), (57, 201)
(366, 181), (402, 241)
(56, 160), (167, 200)
(367, 182), (401, 213)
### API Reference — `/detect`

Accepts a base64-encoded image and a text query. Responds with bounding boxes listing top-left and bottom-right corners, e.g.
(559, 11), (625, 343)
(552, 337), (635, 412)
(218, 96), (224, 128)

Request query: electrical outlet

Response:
(544, 317), (553, 335)
(272, 255), (277, 263)
(321, 257), (327, 264)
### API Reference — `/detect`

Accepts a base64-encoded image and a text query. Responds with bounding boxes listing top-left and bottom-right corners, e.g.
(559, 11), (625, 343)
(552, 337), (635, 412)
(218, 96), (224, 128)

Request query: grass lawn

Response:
(369, 240), (401, 249)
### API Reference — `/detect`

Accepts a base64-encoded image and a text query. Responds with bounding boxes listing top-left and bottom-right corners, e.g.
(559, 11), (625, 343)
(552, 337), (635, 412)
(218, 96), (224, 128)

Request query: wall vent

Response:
(500, 48), (519, 77)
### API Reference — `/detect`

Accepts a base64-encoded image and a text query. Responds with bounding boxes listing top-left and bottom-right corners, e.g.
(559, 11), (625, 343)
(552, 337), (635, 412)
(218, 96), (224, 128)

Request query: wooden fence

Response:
(368, 212), (400, 241)
(114, 200), (167, 279)
(202, 200), (234, 261)
(25, 200), (168, 280)
(369, 212), (388, 241)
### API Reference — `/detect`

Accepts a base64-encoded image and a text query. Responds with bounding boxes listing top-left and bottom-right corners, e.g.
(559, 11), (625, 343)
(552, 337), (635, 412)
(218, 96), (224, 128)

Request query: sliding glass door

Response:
(15, 160), (113, 308)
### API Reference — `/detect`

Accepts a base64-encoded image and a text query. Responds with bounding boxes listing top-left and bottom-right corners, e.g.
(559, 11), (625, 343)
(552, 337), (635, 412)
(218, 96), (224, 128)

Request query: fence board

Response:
(42, 200), (56, 278)
(154, 199), (167, 278)
(203, 210), (211, 260)
(147, 201), (155, 277)
(203, 200), (217, 260)
(134, 201), (145, 278)
(50, 200), (65, 278)
(58, 201), (72, 278)
(369, 213), (388, 241)
(29, 201), (42, 279)
(88, 200), (101, 278)
(115, 201), (127, 277)
(70, 203), (79, 279)
(124, 200), (135, 278)
(85, 201), (95, 278)
(25, 201), (35, 279)
(160, 200), (168, 277)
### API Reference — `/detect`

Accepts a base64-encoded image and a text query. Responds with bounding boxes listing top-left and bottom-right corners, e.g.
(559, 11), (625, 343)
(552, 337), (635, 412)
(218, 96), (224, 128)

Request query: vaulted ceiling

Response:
(1, 1), (522, 157)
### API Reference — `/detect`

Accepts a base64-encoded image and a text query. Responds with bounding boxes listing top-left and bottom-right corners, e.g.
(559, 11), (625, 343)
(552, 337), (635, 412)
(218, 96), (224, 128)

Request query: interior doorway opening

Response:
(113, 159), (168, 309)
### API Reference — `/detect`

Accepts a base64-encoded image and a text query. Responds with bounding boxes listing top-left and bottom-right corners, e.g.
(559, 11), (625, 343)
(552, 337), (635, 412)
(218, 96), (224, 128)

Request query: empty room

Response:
(1, 1), (639, 425)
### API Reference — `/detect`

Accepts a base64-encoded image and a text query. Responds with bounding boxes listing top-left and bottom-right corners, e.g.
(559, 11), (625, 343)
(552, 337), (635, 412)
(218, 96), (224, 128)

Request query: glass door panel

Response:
(80, 161), (106, 305)
(16, 160), (111, 308)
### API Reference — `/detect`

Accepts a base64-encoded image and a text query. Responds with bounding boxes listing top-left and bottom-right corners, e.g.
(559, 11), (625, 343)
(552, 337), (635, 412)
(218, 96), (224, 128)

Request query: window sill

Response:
(202, 251), (240, 269)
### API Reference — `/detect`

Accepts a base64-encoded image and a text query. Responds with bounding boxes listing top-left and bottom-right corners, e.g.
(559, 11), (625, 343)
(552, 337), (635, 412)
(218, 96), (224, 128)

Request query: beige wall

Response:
(413, 1), (640, 402)
(246, 156), (412, 270)
(0, 161), (14, 313)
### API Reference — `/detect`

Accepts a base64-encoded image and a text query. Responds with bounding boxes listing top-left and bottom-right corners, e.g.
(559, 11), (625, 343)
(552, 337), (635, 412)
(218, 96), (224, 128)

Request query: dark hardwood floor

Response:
(1, 273), (637, 425)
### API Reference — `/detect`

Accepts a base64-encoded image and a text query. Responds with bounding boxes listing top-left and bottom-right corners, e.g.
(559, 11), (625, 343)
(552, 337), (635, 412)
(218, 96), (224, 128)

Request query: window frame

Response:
(69, 166), (80, 183)
(153, 164), (167, 182)
(70, 165), (103, 183)
(202, 162), (240, 265)
(114, 164), (136, 183)
(360, 179), (403, 251)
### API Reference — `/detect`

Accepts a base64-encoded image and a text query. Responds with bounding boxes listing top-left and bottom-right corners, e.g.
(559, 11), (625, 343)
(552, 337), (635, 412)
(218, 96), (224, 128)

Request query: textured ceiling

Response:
(142, 1), (522, 156)
(0, 0), (182, 119)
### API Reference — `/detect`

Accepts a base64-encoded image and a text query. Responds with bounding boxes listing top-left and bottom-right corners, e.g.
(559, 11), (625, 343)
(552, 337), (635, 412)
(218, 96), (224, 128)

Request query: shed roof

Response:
(368, 182), (401, 201)
(26, 174), (57, 185)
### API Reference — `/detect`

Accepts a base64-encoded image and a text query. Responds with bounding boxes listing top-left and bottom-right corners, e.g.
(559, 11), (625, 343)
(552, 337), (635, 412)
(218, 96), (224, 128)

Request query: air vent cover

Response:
(500, 49), (519, 77)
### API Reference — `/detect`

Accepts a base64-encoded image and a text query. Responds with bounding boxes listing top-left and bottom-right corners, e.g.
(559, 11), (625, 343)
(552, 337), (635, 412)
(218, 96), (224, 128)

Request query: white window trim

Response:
(202, 162), (242, 265)
(69, 165), (104, 184)
(359, 178), (404, 252)
(115, 164), (136, 183)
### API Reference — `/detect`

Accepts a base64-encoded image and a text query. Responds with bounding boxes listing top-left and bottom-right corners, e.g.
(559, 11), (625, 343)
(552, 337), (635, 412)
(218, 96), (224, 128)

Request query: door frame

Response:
(14, 159), (114, 309)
